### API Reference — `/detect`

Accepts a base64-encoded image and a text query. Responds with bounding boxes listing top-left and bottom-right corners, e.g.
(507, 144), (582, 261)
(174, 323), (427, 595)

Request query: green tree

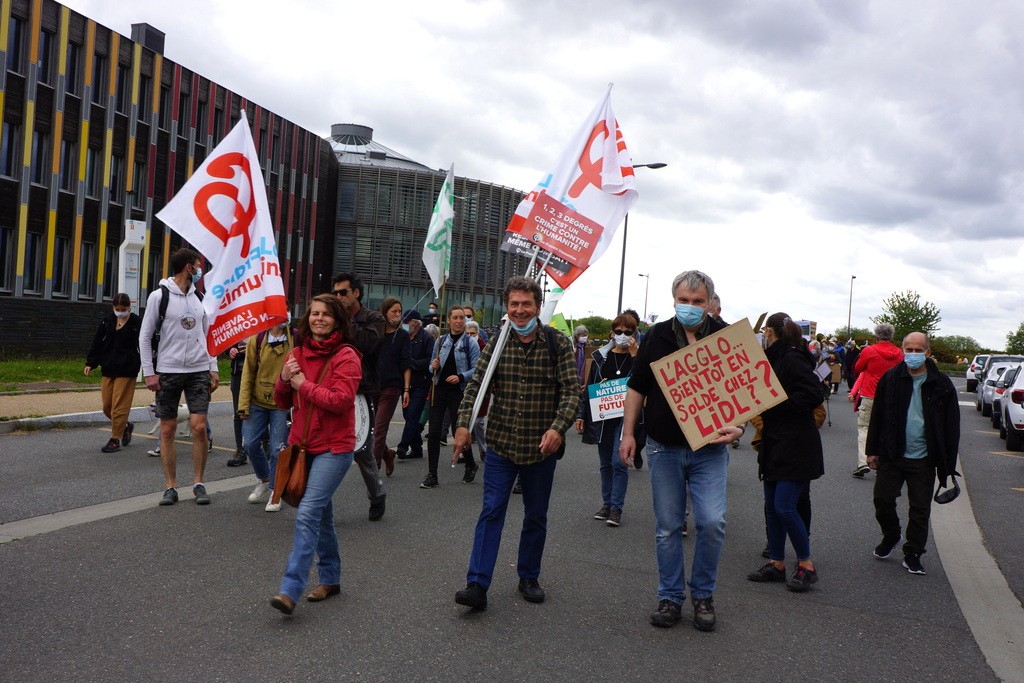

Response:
(574, 316), (612, 340)
(932, 334), (981, 358)
(1006, 322), (1024, 354)
(831, 326), (872, 343)
(870, 290), (941, 341)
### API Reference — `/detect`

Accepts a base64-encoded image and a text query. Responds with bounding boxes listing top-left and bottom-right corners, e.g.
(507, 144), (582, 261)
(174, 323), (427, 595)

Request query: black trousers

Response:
(873, 457), (936, 556)
(427, 384), (475, 476)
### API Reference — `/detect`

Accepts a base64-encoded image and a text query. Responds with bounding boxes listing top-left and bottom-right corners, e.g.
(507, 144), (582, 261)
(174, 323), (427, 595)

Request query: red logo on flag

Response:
(193, 152), (255, 258)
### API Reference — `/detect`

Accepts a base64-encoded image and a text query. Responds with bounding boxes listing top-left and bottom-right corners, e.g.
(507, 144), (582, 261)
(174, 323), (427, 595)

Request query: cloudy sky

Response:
(67, 0), (1023, 348)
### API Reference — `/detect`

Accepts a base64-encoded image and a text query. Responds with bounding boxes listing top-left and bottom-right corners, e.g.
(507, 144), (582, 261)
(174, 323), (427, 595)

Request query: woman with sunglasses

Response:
(576, 314), (640, 527)
(746, 312), (824, 592)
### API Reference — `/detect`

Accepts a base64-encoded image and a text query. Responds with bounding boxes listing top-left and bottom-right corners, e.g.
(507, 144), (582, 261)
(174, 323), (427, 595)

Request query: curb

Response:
(0, 400), (236, 435)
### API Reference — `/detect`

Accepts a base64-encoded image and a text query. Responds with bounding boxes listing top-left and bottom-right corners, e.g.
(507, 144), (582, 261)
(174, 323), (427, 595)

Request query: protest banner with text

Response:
(156, 113), (287, 356)
(652, 319), (788, 450)
(587, 377), (629, 421)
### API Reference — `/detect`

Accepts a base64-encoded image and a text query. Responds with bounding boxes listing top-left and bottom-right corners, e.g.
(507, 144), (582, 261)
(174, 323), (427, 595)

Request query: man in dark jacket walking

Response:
(866, 332), (960, 576)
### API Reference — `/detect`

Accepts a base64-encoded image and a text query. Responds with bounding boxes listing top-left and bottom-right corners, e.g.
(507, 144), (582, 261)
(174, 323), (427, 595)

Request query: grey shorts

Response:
(155, 371), (211, 419)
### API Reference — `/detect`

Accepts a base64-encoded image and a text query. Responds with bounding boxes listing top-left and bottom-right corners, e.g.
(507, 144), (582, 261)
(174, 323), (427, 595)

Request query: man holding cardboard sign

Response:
(619, 271), (745, 632)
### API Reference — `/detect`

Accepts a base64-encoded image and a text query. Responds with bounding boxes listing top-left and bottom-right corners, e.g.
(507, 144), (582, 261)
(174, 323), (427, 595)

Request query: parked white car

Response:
(976, 362), (1015, 417)
(1000, 367), (1024, 451)
(966, 354), (990, 393)
(991, 364), (1021, 430)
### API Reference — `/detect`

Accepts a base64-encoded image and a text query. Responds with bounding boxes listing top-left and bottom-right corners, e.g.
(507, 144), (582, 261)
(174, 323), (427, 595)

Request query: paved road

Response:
(0, 381), (1019, 681)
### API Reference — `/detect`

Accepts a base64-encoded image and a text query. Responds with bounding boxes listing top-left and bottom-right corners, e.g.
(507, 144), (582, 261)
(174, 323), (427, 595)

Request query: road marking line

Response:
(1013, 488), (1024, 493)
(0, 475), (256, 545)
(958, 401), (975, 406)
(932, 470), (1024, 680)
(92, 428), (236, 452)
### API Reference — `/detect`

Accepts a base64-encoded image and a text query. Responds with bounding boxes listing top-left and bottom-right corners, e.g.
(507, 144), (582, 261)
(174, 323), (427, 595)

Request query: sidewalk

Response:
(0, 383), (235, 432)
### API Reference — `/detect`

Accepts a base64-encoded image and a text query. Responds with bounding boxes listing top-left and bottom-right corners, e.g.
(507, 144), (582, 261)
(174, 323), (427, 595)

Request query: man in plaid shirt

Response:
(452, 276), (580, 610)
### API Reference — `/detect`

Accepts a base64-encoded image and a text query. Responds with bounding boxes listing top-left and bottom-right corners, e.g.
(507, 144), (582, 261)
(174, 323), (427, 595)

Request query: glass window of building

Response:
(91, 53), (106, 105)
(115, 64), (130, 113)
(38, 30), (53, 85)
(59, 139), (76, 192)
(30, 131), (48, 185)
(6, 16), (24, 74)
(138, 75), (151, 120)
(0, 122), (19, 177)
(338, 181), (356, 219)
(132, 161), (147, 209)
(109, 155), (125, 204)
(53, 235), (70, 295)
(79, 241), (96, 298)
(178, 92), (189, 132)
(213, 107), (224, 141)
(23, 232), (43, 293)
(85, 147), (100, 198)
(0, 226), (13, 291)
(65, 42), (81, 96)
(102, 244), (117, 299)
(196, 101), (207, 140)
(159, 86), (170, 129)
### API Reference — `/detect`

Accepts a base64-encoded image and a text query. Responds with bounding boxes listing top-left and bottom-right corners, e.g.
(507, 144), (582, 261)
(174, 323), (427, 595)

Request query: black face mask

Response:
(934, 473), (961, 504)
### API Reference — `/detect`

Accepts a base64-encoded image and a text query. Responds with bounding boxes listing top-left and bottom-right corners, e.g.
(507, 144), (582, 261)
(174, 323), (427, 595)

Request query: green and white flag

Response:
(423, 164), (454, 296)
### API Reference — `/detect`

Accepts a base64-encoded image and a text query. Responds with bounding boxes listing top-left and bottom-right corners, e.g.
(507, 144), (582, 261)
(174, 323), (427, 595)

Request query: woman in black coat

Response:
(84, 292), (142, 453)
(747, 312), (824, 592)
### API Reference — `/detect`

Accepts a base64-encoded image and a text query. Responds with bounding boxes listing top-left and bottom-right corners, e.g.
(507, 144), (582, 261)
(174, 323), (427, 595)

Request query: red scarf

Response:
(303, 330), (345, 358)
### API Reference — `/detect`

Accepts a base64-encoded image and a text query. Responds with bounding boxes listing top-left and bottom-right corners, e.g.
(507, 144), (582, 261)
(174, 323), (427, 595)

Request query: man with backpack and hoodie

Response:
(848, 323), (903, 478)
(139, 248), (219, 507)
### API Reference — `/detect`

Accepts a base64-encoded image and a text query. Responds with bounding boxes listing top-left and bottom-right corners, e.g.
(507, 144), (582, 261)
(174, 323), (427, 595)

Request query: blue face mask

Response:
(192, 266), (203, 283)
(510, 317), (538, 336)
(904, 352), (927, 369)
(675, 303), (705, 327)
(401, 323), (410, 333)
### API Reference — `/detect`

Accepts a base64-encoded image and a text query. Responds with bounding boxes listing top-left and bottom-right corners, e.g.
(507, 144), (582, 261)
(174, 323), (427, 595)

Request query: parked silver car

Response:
(976, 362), (1016, 417)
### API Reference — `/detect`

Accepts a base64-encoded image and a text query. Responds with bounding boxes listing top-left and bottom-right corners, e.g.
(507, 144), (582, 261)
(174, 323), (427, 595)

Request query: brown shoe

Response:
(306, 584), (340, 602)
(270, 593), (296, 615)
(383, 449), (396, 477)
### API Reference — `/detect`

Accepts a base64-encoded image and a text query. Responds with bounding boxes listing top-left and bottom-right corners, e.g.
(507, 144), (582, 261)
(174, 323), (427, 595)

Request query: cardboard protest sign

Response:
(587, 377), (629, 421)
(652, 319), (788, 450)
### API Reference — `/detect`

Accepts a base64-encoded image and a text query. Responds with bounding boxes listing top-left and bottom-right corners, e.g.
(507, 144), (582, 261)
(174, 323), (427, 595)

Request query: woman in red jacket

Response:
(270, 294), (362, 615)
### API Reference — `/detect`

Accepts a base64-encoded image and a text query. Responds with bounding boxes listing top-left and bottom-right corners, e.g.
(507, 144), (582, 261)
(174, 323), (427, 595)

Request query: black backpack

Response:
(150, 284), (204, 371)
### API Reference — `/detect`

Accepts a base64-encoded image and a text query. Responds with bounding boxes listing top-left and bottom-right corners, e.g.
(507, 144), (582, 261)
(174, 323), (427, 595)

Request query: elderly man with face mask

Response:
(619, 270), (743, 633)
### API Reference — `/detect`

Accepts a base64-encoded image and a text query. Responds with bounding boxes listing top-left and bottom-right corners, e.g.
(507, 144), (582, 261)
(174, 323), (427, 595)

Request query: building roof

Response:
(327, 123), (432, 171)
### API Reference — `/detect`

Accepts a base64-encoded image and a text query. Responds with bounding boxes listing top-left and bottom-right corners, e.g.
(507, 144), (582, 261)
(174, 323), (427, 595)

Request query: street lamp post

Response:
(616, 162), (667, 314)
(847, 275), (856, 341)
(638, 272), (650, 320)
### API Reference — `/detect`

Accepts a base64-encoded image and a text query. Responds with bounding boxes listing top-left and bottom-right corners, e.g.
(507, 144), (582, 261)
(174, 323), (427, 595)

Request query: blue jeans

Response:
(466, 450), (557, 590)
(399, 383), (430, 454)
(765, 480), (811, 561)
(279, 451), (354, 601)
(648, 437), (729, 602)
(243, 404), (290, 486)
(597, 418), (628, 510)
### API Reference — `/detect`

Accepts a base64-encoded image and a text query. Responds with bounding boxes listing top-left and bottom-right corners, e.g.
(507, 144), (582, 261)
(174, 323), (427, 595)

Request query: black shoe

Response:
(208, 435), (214, 453)
(692, 596), (716, 632)
(369, 496), (386, 521)
(903, 553), (926, 575)
(518, 578), (545, 603)
(634, 452), (644, 470)
(761, 544), (770, 559)
(193, 484), (210, 505)
(462, 465), (478, 484)
(650, 599), (682, 628)
(512, 477), (523, 495)
(606, 508), (622, 527)
(593, 506), (611, 521)
(101, 438), (121, 453)
(396, 445), (409, 458)
(159, 488), (178, 506)
(873, 534), (901, 559)
(399, 449), (424, 460)
(419, 474), (439, 489)
(747, 562), (786, 583)
(455, 582), (487, 610)
(852, 465), (870, 478)
(786, 566), (819, 591)
(122, 422), (134, 446)
(226, 450), (248, 467)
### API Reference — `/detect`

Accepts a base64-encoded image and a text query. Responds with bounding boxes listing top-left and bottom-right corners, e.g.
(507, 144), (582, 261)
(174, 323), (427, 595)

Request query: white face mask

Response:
(113, 310), (130, 319)
(579, 336), (588, 344)
(613, 333), (632, 348)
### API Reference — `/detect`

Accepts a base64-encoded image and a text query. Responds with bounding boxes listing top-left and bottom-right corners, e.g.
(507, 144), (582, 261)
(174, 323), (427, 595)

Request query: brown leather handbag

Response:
(271, 357), (332, 507)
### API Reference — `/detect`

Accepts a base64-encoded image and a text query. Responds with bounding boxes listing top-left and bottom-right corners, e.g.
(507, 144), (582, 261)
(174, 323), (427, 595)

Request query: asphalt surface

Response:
(0, 379), (1019, 681)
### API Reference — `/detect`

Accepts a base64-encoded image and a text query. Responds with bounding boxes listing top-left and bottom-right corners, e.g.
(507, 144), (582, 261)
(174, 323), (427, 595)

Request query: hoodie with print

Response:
(139, 277), (218, 376)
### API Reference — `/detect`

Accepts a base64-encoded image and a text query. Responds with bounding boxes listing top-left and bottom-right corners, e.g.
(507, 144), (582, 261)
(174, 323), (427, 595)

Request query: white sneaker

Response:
(265, 496), (283, 512)
(248, 481), (270, 503)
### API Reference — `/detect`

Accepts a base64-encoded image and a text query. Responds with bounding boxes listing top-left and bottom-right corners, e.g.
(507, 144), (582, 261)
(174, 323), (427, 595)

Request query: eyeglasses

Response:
(332, 288), (349, 296)
(612, 329), (634, 335)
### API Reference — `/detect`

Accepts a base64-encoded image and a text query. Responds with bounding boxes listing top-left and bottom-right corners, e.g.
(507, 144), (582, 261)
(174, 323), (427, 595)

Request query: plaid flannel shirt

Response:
(457, 327), (580, 465)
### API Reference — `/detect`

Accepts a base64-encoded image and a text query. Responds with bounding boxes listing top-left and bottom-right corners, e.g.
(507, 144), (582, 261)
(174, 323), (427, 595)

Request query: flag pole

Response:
(430, 282), (447, 407)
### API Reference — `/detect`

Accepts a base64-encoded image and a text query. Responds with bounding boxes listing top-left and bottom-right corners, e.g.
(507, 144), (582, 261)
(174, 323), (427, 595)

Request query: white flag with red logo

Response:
(155, 113), (287, 356)
(503, 84), (638, 289)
